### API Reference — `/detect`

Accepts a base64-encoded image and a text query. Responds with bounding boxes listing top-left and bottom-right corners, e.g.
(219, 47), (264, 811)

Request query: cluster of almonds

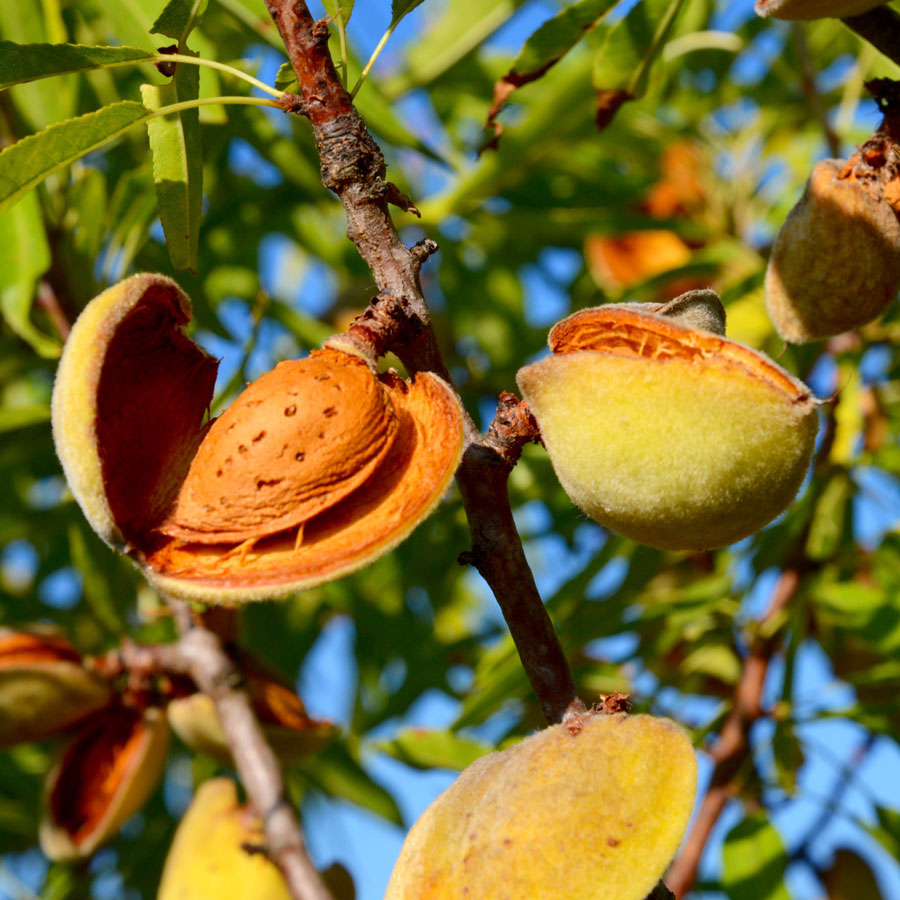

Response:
(0, 626), (333, 862)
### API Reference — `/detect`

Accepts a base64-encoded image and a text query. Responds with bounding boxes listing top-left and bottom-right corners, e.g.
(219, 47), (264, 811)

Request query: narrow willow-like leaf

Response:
(0, 101), (149, 216)
(151, 0), (209, 44)
(376, 729), (492, 771)
(592, 0), (686, 102)
(274, 60), (298, 93)
(0, 42), (153, 90)
(141, 60), (202, 273)
(485, 0), (617, 135)
(322, 0), (355, 27)
(722, 814), (791, 900)
(0, 191), (58, 358)
(391, 0), (427, 25)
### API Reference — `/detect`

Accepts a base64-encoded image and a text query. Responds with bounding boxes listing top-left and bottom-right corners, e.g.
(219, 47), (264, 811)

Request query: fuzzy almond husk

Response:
(40, 706), (170, 861)
(157, 778), (292, 900)
(766, 159), (900, 342)
(517, 299), (818, 551)
(755, 0), (886, 19)
(384, 713), (697, 900)
(0, 628), (112, 747)
(52, 274), (465, 603)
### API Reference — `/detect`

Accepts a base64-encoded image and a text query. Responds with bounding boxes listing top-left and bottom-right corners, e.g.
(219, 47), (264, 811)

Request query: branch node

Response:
(411, 238), (439, 266)
(379, 181), (420, 216)
(483, 392), (543, 466)
(280, 92), (308, 116)
(312, 17), (331, 44)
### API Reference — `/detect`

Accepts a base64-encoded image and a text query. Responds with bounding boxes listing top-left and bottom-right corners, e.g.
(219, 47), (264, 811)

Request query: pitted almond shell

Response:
(167, 666), (336, 765)
(52, 274), (465, 603)
(755, 0), (885, 18)
(158, 778), (292, 900)
(517, 302), (818, 550)
(40, 705), (170, 861)
(765, 159), (900, 342)
(0, 628), (112, 747)
(385, 713), (697, 900)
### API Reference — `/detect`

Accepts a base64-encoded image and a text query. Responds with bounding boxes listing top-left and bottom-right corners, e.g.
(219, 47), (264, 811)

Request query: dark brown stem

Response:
(265, 0), (580, 727)
(665, 570), (800, 898)
(842, 6), (900, 63)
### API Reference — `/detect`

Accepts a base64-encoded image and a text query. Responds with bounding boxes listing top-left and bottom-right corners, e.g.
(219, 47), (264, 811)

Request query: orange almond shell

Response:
(39, 706), (170, 861)
(52, 273), (465, 603)
(0, 628), (112, 747)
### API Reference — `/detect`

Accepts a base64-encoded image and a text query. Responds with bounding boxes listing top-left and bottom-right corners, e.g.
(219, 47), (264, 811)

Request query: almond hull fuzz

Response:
(157, 778), (292, 900)
(40, 706), (170, 861)
(517, 302), (818, 551)
(755, 0), (886, 18)
(384, 713), (697, 900)
(0, 629), (112, 747)
(52, 274), (465, 603)
(765, 159), (900, 342)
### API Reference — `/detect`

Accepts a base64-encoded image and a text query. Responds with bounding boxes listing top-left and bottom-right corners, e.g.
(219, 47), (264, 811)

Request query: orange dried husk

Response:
(585, 230), (693, 293)
(168, 663), (336, 764)
(0, 627), (112, 747)
(157, 778), (292, 900)
(40, 705), (170, 861)
(52, 274), (465, 603)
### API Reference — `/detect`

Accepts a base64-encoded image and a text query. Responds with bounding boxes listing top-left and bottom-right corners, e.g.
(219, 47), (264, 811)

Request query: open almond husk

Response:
(0, 627), (112, 747)
(40, 705), (170, 861)
(517, 291), (819, 550)
(168, 656), (336, 765)
(157, 778), (292, 900)
(52, 274), (465, 603)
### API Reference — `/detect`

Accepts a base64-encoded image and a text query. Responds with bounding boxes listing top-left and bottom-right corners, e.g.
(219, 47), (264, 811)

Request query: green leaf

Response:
(0, 191), (58, 357)
(294, 743), (402, 824)
(591, 0), (686, 125)
(509, 0), (618, 84)
(376, 728), (492, 770)
(150, 0), (209, 45)
(805, 470), (853, 561)
(771, 723), (803, 793)
(391, 0), (427, 26)
(141, 60), (202, 273)
(0, 42), (153, 90)
(722, 813), (791, 900)
(322, 0), (355, 27)
(0, 101), (150, 216)
(275, 60), (298, 94)
(0, 405), (51, 432)
(68, 523), (127, 635)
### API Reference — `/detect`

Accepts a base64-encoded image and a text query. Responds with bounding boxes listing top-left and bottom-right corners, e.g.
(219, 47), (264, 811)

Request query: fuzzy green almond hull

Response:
(518, 350), (818, 550)
(385, 713), (697, 900)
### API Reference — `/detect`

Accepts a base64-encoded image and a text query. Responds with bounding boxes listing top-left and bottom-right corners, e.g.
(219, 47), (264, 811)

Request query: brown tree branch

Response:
(665, 569), (800, 898)
(265, 0), (580, 727)
(107, 625), (333, 900)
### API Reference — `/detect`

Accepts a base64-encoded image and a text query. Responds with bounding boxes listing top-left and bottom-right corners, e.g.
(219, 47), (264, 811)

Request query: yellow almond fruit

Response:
(517, 295), (818, 550)
(0, 627), (112, 747)
(157, 778), (292, 900)
(755, 0), (886, 18)
(52, 274), (465, 603)
(384, 712), (697, 900)
(40, 705), (170, 861)
(766, 159), (900, 342)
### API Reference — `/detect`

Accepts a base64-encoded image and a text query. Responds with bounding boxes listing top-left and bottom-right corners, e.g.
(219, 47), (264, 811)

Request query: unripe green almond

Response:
(0, 628), (112, 747)
(385, 713), (697, 900)
(755, 0), (886, 18)
(766, 159), (900, 342)
(517, 300), (818, 551)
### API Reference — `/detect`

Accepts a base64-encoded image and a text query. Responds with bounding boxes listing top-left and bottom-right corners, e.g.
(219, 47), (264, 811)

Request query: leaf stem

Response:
(337, 20), (349, 90)
(149, 95), (282, 117)
(350, 21), (397, 99)
(154, 53), (287, 98)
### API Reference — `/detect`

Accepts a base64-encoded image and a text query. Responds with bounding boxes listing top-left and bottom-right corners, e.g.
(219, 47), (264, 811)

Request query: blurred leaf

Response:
(0, 405), (51, 432)
(0, 101), (150, 215)
(771, 723), (803, 793)
(391, 0), (427, 25)
(141, 58), (202, 272)
(805, 470), (853, 561)
(821, 848), (885, 900)
(0, 42), (153, 89)
(151, 0), (209, 43)
(322, 0), (355, 28)
(0, 191), (57, 357)
(376, 728), (492, 770)
(275, 60), (297, 93)
(722, 813), (791, 900)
